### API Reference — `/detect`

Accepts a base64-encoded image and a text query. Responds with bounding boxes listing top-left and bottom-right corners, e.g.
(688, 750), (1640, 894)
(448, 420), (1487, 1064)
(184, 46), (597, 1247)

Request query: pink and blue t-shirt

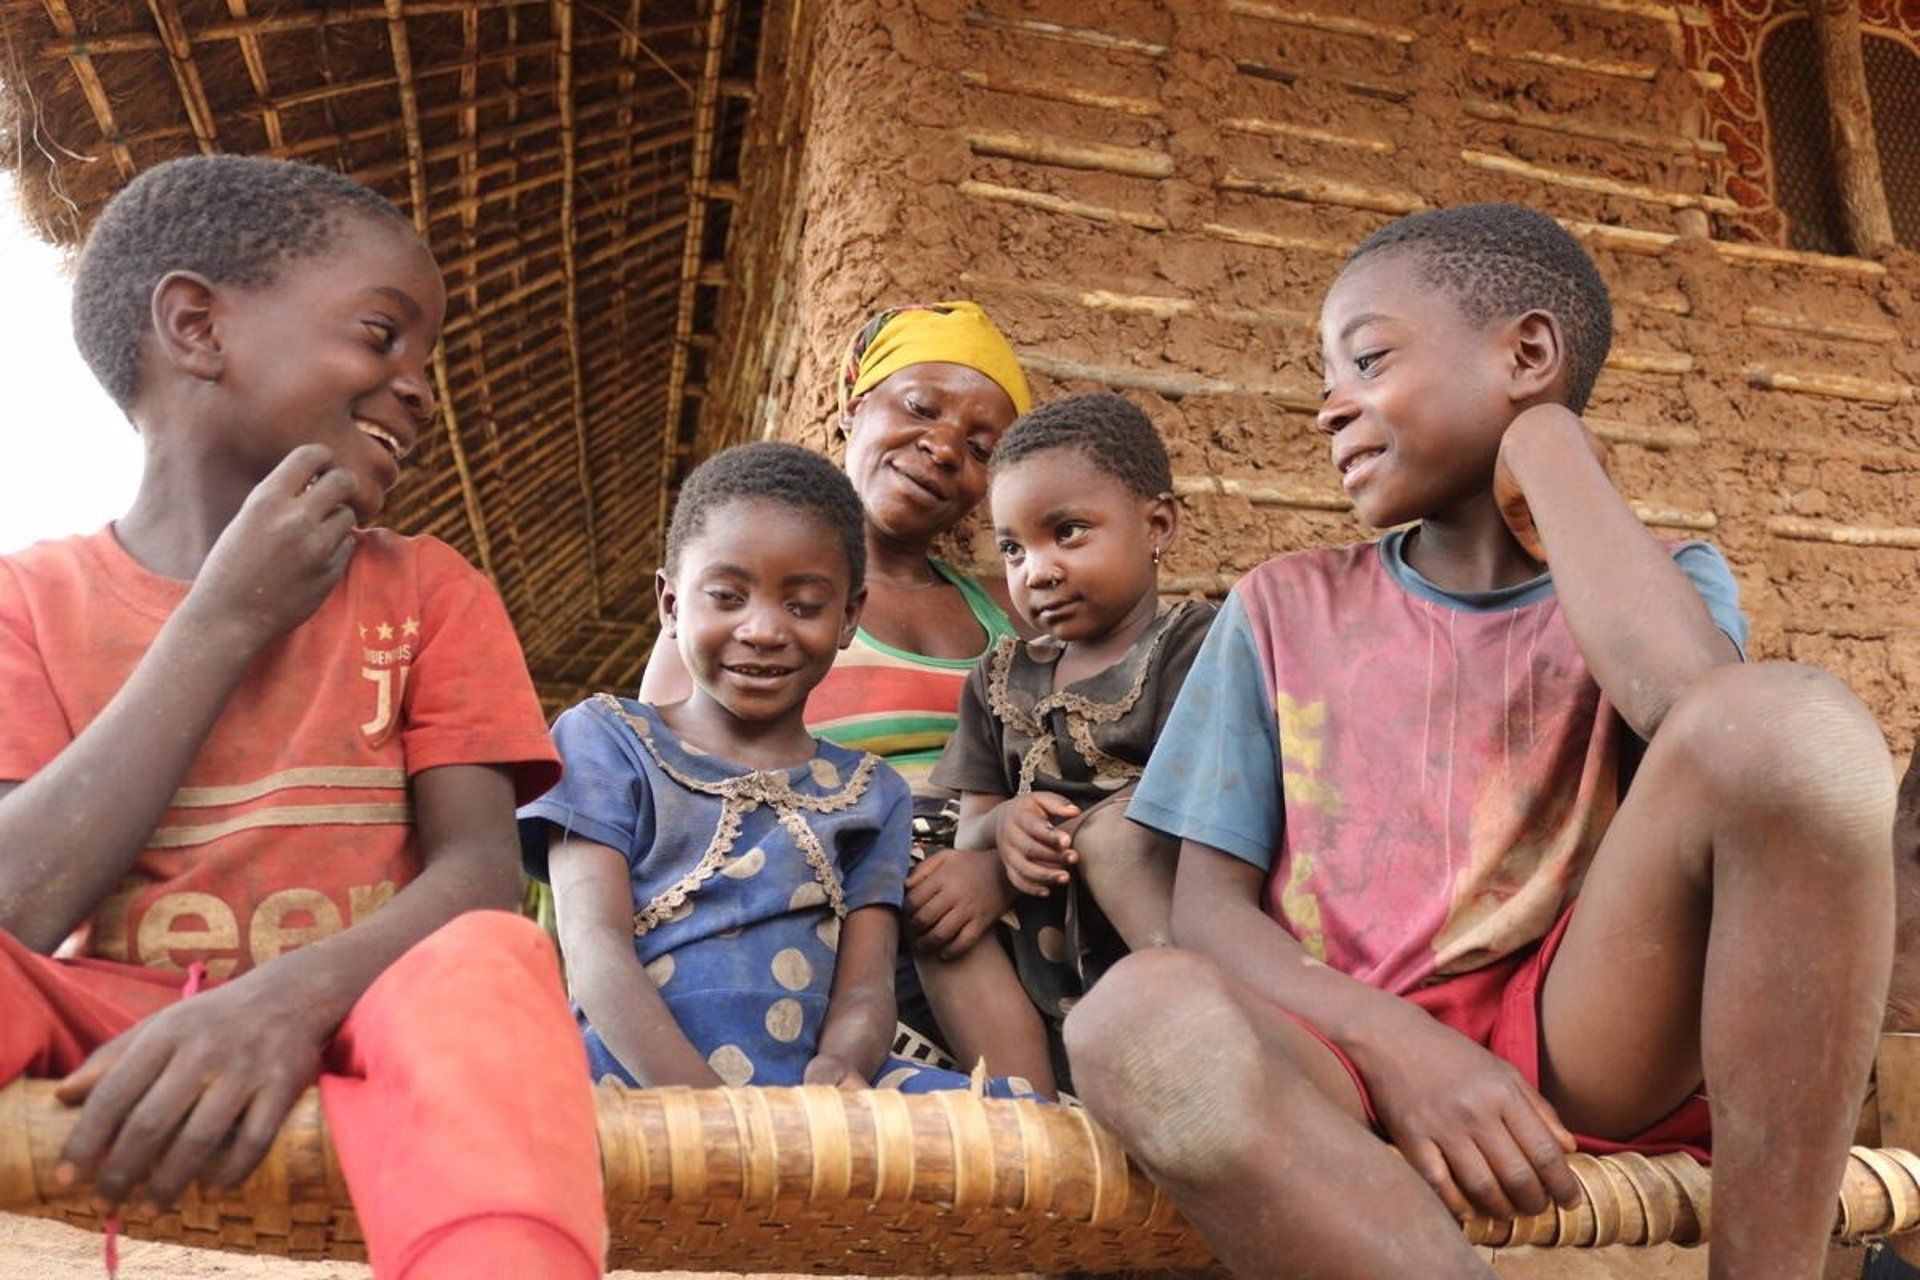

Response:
(1128, 529), (1747, 996)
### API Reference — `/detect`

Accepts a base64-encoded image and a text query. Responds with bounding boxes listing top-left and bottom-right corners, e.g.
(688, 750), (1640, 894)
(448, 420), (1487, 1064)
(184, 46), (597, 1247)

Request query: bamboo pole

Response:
(656, 0), (731, 544)
(1810, 0), (1897, 257)
(142, 0), (222, 153)
(552, 0), (604, 614)
(384, 0), (497, 583)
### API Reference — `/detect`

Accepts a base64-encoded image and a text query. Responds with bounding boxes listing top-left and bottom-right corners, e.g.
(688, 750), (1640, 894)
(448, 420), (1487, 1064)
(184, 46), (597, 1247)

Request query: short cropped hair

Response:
(73, 155), (408, 410)
(991, 393), (1172, 499)
(1346, 204), (1614, 412)
(665, 441), (867, 589)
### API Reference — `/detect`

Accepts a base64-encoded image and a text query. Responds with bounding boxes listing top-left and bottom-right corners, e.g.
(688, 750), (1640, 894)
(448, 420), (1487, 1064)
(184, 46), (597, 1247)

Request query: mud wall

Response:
(701, 0), (1920, 748)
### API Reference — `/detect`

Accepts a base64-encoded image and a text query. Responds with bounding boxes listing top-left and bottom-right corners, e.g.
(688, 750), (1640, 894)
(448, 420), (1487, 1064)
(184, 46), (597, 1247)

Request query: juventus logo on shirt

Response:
(358, 617), (420, 745)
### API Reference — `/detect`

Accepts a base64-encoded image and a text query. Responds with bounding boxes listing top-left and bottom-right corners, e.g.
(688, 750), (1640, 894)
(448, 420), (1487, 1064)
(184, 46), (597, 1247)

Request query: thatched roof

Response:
(0, 0), (765, 709)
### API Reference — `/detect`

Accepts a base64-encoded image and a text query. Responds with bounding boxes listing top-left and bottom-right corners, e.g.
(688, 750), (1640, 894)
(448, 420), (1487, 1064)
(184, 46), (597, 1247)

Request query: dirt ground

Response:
(2, 1209), (1773, 1279)
(0, 1213), (828, 1280)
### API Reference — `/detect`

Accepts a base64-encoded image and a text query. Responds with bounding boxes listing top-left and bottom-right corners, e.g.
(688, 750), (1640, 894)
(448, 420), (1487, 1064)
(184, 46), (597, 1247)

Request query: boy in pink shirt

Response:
(1067, 204), (1895, 1279)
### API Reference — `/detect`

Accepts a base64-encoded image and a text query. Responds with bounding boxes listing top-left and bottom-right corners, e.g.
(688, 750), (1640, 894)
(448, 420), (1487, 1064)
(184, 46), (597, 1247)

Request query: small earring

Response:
(1151, 546), (1161, 566)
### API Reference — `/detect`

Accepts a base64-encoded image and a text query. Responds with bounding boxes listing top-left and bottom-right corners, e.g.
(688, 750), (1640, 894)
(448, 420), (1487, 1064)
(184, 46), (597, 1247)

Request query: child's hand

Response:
(906, 847), (1018, 959)
(186, 444), (360, 651)
(52, 976), (332, 1212)
(1354, 1013), (1581, 1223)
(1493, 406), (1610, 566)
(997, 792), (1081, 896)
(802, 1053), (867, 1091)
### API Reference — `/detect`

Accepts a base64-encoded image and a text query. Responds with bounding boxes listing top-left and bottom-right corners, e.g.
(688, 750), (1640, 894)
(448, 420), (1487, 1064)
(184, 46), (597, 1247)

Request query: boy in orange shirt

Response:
(0, 156), (603, 1278)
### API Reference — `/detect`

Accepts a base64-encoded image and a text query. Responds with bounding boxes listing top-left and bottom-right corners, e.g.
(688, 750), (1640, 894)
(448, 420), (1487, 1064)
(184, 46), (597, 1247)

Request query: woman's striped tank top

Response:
(804, 561), (1014, 794)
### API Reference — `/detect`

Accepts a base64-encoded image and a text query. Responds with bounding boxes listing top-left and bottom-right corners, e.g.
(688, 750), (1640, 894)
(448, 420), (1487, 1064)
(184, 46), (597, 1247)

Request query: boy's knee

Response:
(1661, 662), (1895, 844)
(411, 910), (562, 986)
(1065, 951), (1268, 1180)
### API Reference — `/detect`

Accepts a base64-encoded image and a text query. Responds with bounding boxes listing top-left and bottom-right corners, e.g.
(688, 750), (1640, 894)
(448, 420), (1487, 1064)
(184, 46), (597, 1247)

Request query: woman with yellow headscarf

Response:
(639, 300), (1032, 1061)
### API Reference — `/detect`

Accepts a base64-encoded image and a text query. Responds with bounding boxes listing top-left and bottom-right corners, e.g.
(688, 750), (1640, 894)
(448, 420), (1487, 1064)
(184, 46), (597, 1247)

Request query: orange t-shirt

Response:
(0, 527), (560, 979)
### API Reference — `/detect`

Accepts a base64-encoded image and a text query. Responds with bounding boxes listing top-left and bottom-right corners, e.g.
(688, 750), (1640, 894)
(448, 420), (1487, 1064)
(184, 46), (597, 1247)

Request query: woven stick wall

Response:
(6, 1079), (1920, 1272)
(0, 0), (767, 711)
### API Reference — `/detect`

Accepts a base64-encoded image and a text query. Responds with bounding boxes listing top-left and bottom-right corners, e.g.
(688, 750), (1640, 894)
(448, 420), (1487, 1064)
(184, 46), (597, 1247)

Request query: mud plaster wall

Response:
(700, 0), (1920, 749)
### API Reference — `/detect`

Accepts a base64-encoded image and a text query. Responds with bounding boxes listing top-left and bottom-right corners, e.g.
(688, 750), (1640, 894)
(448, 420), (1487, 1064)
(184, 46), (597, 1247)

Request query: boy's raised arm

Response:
(1495, 404), (1738, 738)
(0, 447), (359, 950)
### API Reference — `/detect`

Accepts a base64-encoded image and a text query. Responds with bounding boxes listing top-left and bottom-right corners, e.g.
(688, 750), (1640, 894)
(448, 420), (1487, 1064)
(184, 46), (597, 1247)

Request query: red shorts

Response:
(1296, 910), (1712, 1162)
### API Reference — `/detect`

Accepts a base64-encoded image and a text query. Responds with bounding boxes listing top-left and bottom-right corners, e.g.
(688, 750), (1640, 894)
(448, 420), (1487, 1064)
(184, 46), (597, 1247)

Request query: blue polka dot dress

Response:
(521, 695), (1036, 1098)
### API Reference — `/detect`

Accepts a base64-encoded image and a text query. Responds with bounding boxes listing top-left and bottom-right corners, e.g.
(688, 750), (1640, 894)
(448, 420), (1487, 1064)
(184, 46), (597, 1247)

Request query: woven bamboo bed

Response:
(4, 1079), (1920, 1272)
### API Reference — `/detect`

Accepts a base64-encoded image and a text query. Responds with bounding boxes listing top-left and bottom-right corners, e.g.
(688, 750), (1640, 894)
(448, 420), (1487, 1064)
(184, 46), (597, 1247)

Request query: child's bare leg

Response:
(1067, 950), (1495, 1280)
(1065, 794), (1177, 950)
(914, 940), (1056, 1095)
(1536, 663), (1894, 1280)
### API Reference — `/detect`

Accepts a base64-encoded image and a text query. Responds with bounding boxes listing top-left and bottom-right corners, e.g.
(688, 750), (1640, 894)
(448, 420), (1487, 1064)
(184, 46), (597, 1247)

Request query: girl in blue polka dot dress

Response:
(520, 442), (1035, 1097)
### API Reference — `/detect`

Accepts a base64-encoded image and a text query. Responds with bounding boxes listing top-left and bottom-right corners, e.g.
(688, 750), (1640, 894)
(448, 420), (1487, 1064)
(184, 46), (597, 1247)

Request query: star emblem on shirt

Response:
(376, 622), (395, 641)
(402, 617), (421, 638)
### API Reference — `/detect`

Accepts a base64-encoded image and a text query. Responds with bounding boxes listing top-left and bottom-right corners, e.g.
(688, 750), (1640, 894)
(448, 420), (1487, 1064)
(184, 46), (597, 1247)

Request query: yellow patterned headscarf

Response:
(837, 301), (1031, 418)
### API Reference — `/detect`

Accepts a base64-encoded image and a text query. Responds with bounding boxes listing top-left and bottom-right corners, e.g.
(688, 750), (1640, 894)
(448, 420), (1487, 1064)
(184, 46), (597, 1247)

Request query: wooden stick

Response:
(964, 130), (1173, 179)
(956, 69), (1160, 118)
(1234, 56), (1410, 102)
(1585, 416), (1701, 450)
(961, 11), (1167, 58)
(1224, 1), (1415, 44)
(1223, 116), (1396, 154)
(1632, 504), (1717, 532)
(1561, 218), (1889, 278)
(1605, 351), (1694, 375)
(1811, 0), (1897, 257)
(1744, 366), (1912, 407)
(1024, 355), (1320, 410)
(1461, 148), (1741, 214)
(1768, 518), (1920, 551)
(1201, 220), (1345, 256)
(1462, 99), (1724, 158)
(1173, 475), (1351, 511)
(957, 181), (1168, 231)
(1220, 167), (1425, 215)
(1743, 307), (1896, 346)
(957, 270), (1315, 330)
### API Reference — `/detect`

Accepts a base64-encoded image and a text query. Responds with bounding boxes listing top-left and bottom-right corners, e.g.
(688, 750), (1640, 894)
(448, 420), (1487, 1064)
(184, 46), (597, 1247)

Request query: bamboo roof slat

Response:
(552, 0), (605, 614)
(219, 0), (283, 152)
(34, 0), (136, 183)
(657, 0), (729, 539)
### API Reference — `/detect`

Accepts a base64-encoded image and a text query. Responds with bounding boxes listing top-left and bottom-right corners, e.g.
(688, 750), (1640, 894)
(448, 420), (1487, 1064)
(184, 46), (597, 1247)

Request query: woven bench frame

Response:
(5, 1079), (1919, 1272)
